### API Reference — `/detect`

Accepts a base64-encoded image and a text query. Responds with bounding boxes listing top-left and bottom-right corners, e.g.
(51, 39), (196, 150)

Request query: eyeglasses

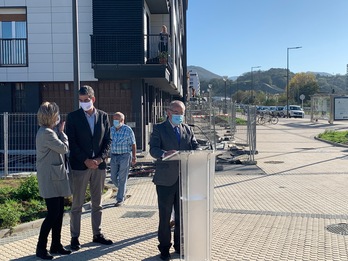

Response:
(170, 109), (184, 115)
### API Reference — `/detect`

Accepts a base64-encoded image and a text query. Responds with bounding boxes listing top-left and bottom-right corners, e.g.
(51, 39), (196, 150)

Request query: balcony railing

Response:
(0, 38), (28, 67)
(91, 34), (172, 66)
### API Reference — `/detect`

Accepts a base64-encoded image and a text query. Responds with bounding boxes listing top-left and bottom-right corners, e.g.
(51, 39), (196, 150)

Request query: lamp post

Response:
(72, 0), (80, 110)
(222, 76), (228, 114)
(286, 46), (302, 117)
(250, 66), (261, 104)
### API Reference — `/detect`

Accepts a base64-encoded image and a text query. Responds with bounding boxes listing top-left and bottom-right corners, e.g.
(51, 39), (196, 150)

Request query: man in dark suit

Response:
(149, 100), (199, 260)
(66, 85), (113, 250)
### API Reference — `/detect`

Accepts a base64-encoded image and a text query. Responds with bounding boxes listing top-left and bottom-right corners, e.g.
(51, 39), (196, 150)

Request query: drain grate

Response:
(121, 211), (156, 218)
(264, 161), (284, 164)
(326, 223), (348, 235)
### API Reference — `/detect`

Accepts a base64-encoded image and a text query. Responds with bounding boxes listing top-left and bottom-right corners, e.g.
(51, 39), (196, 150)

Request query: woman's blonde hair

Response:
(37, 102), (59, 127)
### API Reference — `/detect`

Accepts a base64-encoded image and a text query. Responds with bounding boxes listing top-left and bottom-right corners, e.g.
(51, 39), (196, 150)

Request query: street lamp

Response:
(251, 66), (261, 104)
(72, 0), (80, 110)
(222, 76), (228, 114)
(286, 46), (302, 117)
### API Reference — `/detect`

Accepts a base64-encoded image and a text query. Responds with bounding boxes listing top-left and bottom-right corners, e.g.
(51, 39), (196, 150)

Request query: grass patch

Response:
(0, 178), (25, 189)
(318, 130), (348, 144)
(215, 115), (247, 125)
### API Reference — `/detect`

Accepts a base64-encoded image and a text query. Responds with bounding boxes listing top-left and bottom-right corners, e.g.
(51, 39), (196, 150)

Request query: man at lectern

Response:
(149, 100), (200, 260)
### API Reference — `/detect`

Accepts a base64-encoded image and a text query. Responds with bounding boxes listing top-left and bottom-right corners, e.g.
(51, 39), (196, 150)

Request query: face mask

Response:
(171, 114), (184, 125)
(55, 115), (60, 126)
(79, 100), (93, 111)
(113, 120), (121, 128)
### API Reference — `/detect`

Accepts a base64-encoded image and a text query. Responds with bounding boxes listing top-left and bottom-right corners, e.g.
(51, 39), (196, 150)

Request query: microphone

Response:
(188, 124), (214, 150)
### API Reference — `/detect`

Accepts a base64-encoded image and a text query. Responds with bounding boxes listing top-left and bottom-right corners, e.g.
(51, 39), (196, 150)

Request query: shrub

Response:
(14, 175), (40, 201)
(20, 199), (47, 223)
(0, 175), (108, 229)
(0, 200), (23, 228)
(0, 187), (16, 204)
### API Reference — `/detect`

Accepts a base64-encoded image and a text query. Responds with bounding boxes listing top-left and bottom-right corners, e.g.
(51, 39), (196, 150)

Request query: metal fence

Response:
(186, 100), (257, 163)
(0, 112), (149, 177)
(0, 105), (257, 176)
(310, 94), (331, 122)
(0, 113), (38, 176)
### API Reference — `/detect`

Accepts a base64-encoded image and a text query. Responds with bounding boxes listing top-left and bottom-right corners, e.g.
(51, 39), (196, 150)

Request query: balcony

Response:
(0, 38), (28, 67)
(145, 0), (170, 14)
(91, 34), (176, 92)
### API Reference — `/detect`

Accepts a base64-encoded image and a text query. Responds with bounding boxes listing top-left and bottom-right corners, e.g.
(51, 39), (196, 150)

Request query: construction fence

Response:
(1, 103), (257, 176)
(186, 100), (257, 163)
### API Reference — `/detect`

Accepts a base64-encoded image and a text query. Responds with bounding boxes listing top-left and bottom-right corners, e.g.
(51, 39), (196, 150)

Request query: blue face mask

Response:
(113, 120), (120, 128)
(171, 114), (184, 125)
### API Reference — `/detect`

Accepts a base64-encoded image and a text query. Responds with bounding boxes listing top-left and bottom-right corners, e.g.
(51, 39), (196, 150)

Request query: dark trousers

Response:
(158, 42), (168, 53)
(37, 197), (65, 250)
(156, 179), (180, 253)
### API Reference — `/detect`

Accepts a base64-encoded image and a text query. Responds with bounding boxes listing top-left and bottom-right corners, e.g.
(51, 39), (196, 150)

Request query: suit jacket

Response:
(149, 119), (199, 186)
(36, 127), (71, 198)
(66, 108), (111, 170)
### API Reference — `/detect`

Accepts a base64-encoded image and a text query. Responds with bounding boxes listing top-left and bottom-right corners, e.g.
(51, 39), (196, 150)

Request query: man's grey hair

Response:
(169, 100), (185, 110)
(114, 112), (125, 120)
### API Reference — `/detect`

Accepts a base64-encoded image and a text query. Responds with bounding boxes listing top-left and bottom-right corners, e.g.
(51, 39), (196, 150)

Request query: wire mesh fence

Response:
(0, 112), (148, 177)
(186, 100), (257, 163)
(1, 104), (257, 175)
(0, 113), (38, 175)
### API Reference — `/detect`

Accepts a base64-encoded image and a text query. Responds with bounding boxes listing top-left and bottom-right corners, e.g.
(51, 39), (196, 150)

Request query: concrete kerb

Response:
(314, 136), (348, 148)
(0, 187), (114, 239)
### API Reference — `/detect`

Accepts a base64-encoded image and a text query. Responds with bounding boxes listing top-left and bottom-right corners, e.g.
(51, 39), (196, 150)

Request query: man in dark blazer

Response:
(149, 100), (199, 260)
(66, 85), (112, 250)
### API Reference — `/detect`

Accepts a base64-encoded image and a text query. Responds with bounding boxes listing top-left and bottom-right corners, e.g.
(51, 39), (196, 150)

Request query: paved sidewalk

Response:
(1, 118), (348, 260)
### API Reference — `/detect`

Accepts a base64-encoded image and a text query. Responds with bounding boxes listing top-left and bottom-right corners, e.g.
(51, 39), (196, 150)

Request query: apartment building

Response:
(188, 69), (200, 98)
(0, 0), (188, 151)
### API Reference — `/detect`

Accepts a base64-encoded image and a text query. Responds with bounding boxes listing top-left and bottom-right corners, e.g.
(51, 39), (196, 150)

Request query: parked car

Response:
(274, 106), (285, 117)
(256, 106), (270, 115)
(283, 105), (304, 118)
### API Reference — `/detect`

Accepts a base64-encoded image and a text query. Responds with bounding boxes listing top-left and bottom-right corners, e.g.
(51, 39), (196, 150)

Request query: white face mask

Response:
(79, 100), (93, 111)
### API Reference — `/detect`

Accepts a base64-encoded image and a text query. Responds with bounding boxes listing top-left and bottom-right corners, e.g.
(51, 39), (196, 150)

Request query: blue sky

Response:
(187, 0), (348, 77)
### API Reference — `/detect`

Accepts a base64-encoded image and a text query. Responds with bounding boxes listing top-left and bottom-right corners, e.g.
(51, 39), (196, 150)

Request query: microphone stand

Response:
(188, 124), (214, 150)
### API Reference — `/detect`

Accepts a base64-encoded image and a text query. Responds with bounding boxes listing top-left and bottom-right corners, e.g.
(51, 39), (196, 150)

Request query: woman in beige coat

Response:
(35, 102), (71, 260)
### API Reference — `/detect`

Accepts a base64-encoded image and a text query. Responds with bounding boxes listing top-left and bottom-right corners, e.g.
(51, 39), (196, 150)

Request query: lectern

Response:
(164, 150), (215, 261)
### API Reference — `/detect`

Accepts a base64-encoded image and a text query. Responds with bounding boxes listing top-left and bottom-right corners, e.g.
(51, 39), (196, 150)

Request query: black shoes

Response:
(36, 248), (53, 260)
(50, 246), (72, 255)
(70, 237), (81, 251)
(160, 252), (171, 260)
(93, 234), (113, 245)
(71, 234), (112, 250)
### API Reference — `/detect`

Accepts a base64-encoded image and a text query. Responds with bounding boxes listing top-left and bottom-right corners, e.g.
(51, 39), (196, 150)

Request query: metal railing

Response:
(0, 38), (28, 66)
(90, 34), (172, 66)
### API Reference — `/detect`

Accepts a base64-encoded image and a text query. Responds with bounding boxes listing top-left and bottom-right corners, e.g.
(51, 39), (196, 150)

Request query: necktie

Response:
(174, 126), (181, 144)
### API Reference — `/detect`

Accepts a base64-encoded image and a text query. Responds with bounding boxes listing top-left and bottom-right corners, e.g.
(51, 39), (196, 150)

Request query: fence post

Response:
(230, 101), (236, 141)
(4, 112), (8, 176)
(246, 106), (257, 164)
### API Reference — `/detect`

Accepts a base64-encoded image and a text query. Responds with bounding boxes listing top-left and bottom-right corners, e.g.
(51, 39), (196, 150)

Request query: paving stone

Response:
(2, 119), (348, 260)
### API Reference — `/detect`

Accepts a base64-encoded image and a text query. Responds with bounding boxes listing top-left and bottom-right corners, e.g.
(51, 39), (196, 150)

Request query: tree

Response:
(289, 73), (319, 104)
(232, 90), (248, 103)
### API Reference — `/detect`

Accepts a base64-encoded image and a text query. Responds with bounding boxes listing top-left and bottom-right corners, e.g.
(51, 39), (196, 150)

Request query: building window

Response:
(0, 7), (27, 67)
(14, 83), (25, 112)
